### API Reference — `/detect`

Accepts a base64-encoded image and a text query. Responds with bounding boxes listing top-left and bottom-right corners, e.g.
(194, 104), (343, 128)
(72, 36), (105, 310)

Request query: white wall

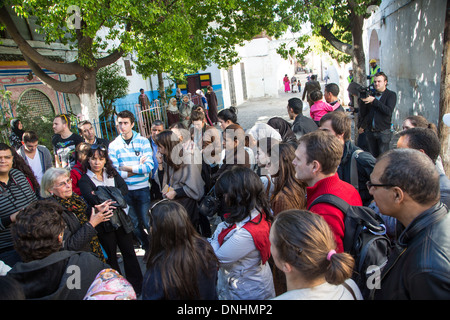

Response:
(220, 36), (295, 109)
(363, 0), (446, 128)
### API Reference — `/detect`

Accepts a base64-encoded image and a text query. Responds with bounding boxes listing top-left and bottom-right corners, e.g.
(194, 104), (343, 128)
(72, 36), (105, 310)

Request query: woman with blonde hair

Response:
(270, 209), (363, 300)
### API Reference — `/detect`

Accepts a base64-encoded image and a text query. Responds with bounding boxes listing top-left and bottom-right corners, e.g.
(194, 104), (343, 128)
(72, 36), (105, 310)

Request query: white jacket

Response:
(209, 209), (275, 300)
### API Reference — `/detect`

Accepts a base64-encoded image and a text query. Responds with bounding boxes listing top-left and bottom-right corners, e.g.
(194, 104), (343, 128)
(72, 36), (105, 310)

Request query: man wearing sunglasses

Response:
(52, 114), (83, 170)
(369, 148), (450, 300)
(109, 110), (154, 252)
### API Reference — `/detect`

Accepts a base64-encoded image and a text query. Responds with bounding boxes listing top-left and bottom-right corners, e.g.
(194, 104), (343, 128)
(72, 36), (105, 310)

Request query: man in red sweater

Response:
(292, 130), (362, 252)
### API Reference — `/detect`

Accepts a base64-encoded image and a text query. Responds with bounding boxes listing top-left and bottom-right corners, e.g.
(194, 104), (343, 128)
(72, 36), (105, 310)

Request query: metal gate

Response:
(135, 100), (168, 138)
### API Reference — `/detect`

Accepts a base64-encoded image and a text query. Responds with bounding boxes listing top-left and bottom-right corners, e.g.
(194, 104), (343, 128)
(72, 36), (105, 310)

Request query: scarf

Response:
(54, 193), (106, 263)
(218, 212), (271, 264)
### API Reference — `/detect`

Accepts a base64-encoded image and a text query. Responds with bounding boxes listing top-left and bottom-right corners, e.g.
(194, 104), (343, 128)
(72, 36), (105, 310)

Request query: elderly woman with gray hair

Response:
(40, 167), (114, 262)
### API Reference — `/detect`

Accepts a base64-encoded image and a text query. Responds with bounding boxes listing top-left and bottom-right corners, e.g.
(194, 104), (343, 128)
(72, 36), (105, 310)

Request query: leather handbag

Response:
(198, 186), (221, 217)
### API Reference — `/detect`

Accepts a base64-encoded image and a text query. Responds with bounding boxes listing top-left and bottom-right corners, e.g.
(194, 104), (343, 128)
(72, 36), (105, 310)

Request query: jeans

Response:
(365, 129), (392, 158)
(125, 187), (151, 251)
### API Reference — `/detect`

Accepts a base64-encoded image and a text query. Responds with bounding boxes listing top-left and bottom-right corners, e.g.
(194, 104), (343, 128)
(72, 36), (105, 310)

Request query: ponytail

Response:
(325, 250), (355, 285)
(272, 210), (355, 286)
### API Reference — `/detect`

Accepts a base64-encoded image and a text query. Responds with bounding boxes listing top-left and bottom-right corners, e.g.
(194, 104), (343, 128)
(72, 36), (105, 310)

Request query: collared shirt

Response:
(108, 130), (154, 190)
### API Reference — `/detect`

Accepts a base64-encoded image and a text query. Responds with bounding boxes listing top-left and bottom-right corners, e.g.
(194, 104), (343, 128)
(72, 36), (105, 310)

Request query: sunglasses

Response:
(91, 144), (107, 152)
(147, 198), (170, 226)
(366, 181), (395, 190)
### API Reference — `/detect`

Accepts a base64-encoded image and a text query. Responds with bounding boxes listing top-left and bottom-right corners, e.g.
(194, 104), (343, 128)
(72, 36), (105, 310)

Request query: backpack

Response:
(308, 194), (391, 298)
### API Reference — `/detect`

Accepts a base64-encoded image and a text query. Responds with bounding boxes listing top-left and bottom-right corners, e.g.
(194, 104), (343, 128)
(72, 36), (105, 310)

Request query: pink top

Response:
(310, 100), (334, 121)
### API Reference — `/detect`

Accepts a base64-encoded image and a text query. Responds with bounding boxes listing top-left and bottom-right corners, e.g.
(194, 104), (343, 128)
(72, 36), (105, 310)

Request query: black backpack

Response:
(308, 194), (391, 298)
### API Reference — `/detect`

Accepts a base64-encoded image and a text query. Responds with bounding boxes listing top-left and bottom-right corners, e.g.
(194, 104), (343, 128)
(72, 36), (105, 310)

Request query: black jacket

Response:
(78, 173), (133, 234)
(337, 140), (375, 206)
(358, 88), (397, 131)
(373, 203), (450, 300)
(291, 114), (318, 138)
(7, 250), (107, 300)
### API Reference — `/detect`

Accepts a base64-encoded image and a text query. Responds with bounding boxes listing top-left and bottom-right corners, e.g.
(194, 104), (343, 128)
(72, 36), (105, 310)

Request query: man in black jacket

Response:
(359, 72), (396, 158)
(369, 148), (450, 300)
(287, 97), (318, 139)
(319, 111), (375, 206)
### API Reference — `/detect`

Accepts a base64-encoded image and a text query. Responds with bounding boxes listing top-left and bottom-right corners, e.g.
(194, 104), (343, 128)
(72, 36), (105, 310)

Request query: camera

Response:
(358, 86), (372, 99)
(348, 82), (373, 99)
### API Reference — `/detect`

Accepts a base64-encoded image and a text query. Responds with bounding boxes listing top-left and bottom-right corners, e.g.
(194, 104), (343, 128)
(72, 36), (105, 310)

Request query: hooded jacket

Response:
(7, 250), (108, 300)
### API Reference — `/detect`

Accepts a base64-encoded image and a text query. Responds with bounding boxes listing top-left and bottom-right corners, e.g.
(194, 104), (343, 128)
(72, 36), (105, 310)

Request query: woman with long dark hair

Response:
(154, 130), (205, 232)
(78, 144), (143, 295)
(9, 119), (24, 150)
(269, 142), (307, 215)
(142, 199), (218, 300)
(209, 166), (275, 300)
(217, 107), (238, 131)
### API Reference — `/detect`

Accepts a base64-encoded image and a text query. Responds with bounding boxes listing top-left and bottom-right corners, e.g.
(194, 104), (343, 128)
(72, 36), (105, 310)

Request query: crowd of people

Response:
(0, 72), (450, 301)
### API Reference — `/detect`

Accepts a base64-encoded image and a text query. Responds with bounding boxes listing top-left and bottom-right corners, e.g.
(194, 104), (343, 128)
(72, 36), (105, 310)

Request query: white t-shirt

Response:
(272, 279), (363, 300)
(26, 153), (43, 184)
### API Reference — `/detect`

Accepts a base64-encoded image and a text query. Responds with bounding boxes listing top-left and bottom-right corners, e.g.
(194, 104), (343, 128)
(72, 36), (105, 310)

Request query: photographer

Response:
(358, 72), (397, 158)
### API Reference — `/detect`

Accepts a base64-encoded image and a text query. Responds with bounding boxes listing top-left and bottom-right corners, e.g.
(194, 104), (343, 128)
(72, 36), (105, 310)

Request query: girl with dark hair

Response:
(78, 144), (143, 294)
(154, 130), (205, 232)
(217, 107), (238, 131)
(209, 166), (275, 300)
(269, 142), (307, 215)
(0, 143), (37, 266)
(270, 210), (362, 300)
(267, 117), (297, 145)
(142, 199), (218, 300)
(8, 119), (24, 150)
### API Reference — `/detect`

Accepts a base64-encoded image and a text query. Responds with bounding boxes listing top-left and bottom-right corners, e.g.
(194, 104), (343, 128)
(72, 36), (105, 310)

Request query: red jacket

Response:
(70, 161), (85, 196)
(307, 173), (362, 252)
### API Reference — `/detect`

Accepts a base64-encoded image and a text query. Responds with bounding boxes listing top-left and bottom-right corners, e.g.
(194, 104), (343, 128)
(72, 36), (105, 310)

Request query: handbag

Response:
(198, 186), (221, 217)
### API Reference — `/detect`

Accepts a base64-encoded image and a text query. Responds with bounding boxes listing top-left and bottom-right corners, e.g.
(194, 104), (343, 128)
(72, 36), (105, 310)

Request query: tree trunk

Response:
(350, 13), (367, 142)
(157, 70), (166, 105)
(439, 0), (450, 177)
(78, 75), (99, 121)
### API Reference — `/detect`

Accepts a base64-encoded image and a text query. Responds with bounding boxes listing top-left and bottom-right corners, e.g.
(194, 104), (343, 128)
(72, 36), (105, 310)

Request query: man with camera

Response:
(358, 72), (397, 158)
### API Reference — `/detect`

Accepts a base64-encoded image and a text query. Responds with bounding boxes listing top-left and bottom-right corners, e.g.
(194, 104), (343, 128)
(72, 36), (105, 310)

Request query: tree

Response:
(96, 63), (129, 120)
(1, 0), (281, 114)
(0, 2), (131, 121)
(274, 0), (381, 85)
(439, 0), (450, 175)
(132, 0), (280, 103)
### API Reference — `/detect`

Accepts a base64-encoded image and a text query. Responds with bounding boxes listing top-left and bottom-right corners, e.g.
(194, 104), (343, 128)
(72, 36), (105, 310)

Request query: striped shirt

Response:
(0, 169), (37, 252)
(108, 131), (154, 190)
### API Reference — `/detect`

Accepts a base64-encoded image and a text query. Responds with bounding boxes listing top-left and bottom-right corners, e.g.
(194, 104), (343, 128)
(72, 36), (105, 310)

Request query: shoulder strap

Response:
(342, 281), (357, 300)
(350, 149), (364, 189)
(308, 194), (350, 213)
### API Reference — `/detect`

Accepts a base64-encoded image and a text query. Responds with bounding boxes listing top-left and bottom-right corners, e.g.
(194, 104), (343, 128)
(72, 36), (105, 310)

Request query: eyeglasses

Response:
(54, 178), (72, 188)
(366, 181), (395, 190)
(91, 144), (107, 152)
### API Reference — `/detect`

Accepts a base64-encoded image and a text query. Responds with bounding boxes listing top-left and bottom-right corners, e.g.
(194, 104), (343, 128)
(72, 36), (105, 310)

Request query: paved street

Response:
(236, 73), (313, 130)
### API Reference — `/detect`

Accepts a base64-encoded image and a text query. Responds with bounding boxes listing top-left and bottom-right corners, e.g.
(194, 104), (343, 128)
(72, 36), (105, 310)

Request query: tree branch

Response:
(23, 54), (82, 94)
(319, 25), (353, 55)
(96, 48), (124, 69)
(0, 6), (84, 75)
